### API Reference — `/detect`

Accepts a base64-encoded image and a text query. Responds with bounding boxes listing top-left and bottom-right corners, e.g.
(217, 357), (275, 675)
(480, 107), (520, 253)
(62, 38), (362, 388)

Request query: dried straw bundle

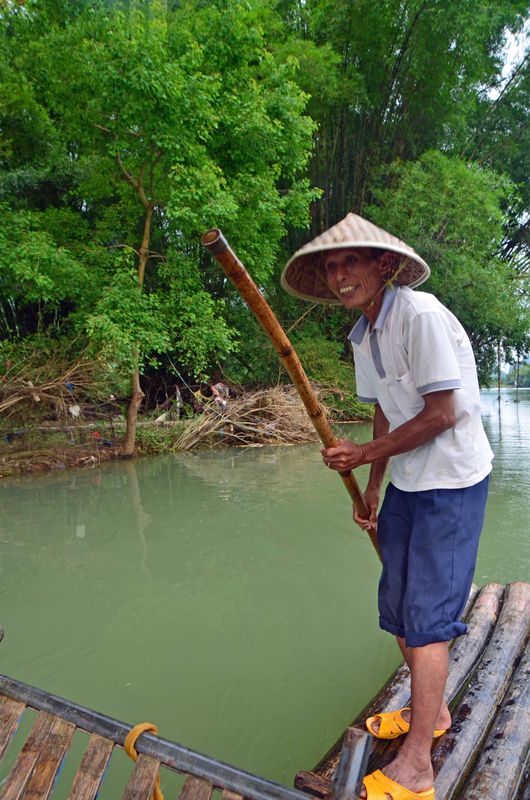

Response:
(0, 355), (105, 421)
(173, 386), (321, 451)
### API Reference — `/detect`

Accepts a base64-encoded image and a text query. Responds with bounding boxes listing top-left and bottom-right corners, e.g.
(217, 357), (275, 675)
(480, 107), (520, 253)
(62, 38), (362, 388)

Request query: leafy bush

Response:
(135, 423), (186, 455)
(292, 326), (372, 420)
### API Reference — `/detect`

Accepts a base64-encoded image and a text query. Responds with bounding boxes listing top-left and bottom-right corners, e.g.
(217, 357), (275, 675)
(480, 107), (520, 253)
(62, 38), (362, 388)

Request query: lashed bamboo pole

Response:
(432, 582), (530, 798)
(460, 640), (530, 800)
(364, 582), (504, 778)
(201, 228), (380, 560)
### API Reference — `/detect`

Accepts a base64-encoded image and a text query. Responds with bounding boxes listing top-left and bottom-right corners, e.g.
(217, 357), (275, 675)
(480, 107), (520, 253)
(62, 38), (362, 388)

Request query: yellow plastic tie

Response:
(124, 722), (164, 800)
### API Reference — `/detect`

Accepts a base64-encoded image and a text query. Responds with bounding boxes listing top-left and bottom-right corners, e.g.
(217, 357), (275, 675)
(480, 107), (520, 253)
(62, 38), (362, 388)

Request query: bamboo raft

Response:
(296, 581), (530, 800)
(0, 582), (529, 799)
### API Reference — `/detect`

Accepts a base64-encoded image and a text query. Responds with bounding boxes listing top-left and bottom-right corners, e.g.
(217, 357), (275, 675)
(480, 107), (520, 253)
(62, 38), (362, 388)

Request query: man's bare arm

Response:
(322, 390), (456, 473)
(351, 403), (390, 531)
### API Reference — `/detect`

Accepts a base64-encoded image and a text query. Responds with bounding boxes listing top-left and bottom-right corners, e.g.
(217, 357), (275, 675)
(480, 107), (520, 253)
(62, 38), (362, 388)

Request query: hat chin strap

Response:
(365, 255), (412, 310)
(315, 264), (338, 302)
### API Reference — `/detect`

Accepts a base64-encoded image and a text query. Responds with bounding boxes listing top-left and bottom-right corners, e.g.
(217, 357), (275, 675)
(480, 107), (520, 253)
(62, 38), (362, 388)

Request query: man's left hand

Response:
(321, 439), (367, 472)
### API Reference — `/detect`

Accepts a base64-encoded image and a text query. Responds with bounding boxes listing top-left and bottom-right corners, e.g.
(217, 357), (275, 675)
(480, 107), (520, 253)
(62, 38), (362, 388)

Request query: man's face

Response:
(323, 248), (385, 310)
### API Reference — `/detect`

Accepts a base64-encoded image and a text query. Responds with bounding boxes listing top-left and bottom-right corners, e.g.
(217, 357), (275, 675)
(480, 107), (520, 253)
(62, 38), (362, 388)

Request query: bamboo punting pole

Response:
(201, 229), (379, 560)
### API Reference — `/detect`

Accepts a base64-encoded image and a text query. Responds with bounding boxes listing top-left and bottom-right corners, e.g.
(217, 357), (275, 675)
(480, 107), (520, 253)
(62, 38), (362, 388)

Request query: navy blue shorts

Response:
(377, 476), (489, 647)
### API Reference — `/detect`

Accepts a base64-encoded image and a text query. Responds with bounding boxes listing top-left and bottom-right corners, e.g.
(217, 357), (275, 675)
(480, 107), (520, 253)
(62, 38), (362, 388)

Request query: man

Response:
(281, 213), (493, 800)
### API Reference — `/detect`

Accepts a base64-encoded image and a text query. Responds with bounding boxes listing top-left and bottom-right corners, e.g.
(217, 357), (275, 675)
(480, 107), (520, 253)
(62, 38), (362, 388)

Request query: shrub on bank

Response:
(292, 332), (372, 421)
(135, 423), (186, 455)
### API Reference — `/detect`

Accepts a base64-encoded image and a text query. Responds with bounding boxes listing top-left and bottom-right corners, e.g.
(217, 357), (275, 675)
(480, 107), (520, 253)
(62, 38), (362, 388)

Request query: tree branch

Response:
(115, 154), (152, 210)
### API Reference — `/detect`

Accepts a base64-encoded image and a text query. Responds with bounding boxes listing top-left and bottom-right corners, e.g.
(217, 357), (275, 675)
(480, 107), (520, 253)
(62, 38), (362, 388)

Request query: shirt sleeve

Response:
(405, 310), (462, 395)
(353, 348), (377, 404)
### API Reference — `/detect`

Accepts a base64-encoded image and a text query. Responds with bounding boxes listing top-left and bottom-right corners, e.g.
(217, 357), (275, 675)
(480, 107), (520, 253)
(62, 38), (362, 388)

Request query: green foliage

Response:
(135, 422), (185, 454)
(276, 0), (529, 219)
(270, 0), (529, 393)
(292, 325), (373, 420)
(222, 323), (282, 386)
(0, 332), (72, 375)
(0, 0), (316, 394)
(0, 205), (87, 309)
(504, 363), (530, 388)
(158, 254), (237, 379)
(84, 268), (171, 372)
(367, 151), (529, 382)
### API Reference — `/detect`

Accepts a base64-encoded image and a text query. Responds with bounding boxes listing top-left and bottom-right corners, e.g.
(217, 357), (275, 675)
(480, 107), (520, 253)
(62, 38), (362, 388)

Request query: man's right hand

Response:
(353, 484), (380, 531)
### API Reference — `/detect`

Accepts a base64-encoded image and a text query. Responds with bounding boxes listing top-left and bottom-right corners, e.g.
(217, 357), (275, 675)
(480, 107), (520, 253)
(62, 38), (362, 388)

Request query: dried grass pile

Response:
(173, 386), (321, 451)
(0, 354), (108, 422)
(0, 351), (118, 476)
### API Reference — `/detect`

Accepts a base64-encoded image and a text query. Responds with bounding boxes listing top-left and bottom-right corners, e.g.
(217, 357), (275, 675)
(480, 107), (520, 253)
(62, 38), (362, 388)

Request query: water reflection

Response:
(124, 460), (152, 577)
(0, 429), (391, 788)
(477, 389), (530, 584)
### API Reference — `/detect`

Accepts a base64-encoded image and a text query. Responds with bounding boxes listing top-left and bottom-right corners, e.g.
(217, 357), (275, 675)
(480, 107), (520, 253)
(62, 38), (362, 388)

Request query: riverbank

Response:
(0, 420), (190, 478)
(0, 386), (371, 479)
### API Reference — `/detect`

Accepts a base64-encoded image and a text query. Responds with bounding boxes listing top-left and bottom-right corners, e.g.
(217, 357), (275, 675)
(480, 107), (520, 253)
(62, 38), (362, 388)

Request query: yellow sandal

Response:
(365, 707), (447, 740)
(362, 769), (434, 799)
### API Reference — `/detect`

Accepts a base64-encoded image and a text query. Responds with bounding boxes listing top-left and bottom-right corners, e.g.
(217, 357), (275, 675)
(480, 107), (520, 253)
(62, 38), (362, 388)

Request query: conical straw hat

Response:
(281, 213), (430, 304)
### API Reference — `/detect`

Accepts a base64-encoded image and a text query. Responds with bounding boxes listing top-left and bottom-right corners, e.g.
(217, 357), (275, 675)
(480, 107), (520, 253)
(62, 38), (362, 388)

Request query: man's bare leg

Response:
(361, 642), (449, 798)
(367, 637), (451, 735)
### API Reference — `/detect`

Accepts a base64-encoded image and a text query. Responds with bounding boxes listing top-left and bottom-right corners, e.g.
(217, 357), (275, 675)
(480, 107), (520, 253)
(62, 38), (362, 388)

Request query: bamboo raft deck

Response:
(296, 581), (530, 800)
(0, 582), (528, 799)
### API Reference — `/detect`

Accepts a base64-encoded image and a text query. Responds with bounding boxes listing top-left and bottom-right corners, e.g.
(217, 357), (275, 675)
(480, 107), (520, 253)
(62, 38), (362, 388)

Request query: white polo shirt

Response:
(349, 286), (493, 492)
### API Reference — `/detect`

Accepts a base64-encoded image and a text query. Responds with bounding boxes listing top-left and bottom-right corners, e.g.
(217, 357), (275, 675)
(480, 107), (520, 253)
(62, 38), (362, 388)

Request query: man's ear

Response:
(378, 251), (400, 281)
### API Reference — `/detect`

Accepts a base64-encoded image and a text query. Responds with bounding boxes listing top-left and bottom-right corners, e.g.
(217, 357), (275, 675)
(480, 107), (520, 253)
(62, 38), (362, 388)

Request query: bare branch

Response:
(94, 123), (114, 135)
(116, 152), (137, 187)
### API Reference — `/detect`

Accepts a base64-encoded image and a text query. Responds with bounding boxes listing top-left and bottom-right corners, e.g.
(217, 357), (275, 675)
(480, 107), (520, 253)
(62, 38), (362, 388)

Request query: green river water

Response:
(0, 388), (528, 796)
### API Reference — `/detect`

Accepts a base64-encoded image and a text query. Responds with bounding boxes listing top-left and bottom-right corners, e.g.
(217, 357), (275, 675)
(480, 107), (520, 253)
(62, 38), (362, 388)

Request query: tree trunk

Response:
(121, 197), (153, 457)
(122, 358), (145, 456)
(497, 339), (501, 401)
(515, 348), (521, 403)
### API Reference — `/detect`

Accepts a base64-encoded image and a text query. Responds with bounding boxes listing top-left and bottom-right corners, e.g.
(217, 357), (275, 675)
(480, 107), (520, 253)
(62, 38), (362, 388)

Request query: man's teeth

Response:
(339, 285), (357, 294)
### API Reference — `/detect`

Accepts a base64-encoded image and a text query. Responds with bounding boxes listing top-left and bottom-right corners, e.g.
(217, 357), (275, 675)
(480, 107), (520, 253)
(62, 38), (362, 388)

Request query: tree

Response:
(276, 0), (529, 225)
(1, 0), (317, 450)
(367, 151), (529, 382)
(271, 1), (529, 385)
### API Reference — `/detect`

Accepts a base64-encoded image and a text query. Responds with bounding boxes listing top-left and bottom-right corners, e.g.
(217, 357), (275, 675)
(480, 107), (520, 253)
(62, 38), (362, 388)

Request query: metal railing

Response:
(0, 673), (371, 800)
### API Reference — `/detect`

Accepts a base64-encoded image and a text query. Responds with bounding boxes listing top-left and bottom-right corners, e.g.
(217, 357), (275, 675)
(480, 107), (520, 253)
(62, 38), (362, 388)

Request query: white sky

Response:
(499, 19), (529, 81)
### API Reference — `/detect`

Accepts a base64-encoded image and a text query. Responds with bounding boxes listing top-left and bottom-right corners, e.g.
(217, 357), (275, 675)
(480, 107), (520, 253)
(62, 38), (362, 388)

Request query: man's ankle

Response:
(396, 742), (433, 770)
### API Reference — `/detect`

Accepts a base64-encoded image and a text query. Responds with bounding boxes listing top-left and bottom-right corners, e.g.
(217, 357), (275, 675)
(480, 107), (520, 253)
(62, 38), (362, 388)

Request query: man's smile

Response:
(339, 283), (360, 295)
(322, 246), (388, 319)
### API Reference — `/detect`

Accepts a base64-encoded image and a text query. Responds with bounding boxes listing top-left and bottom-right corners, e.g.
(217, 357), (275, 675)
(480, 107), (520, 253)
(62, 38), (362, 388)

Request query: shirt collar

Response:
(348, 286), (399, 344)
